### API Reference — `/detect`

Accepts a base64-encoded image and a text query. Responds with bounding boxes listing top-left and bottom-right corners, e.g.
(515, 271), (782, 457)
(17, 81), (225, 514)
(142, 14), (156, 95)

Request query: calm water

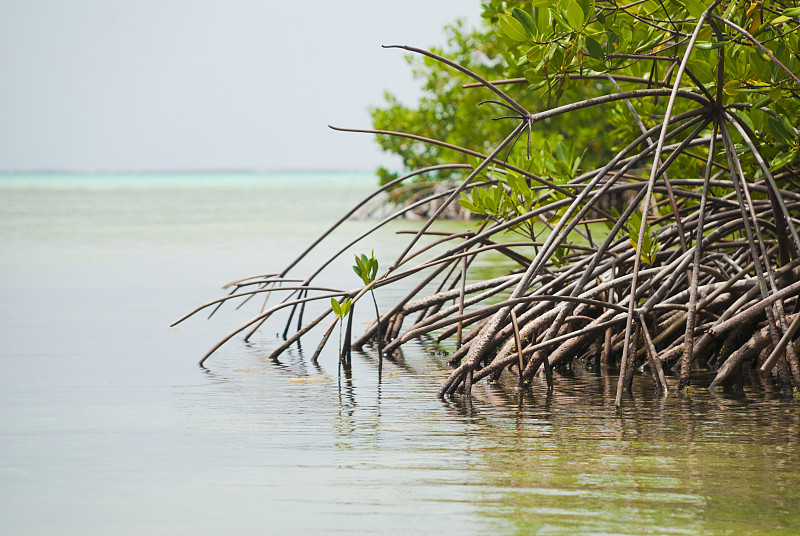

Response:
(1, 173), (798, 535)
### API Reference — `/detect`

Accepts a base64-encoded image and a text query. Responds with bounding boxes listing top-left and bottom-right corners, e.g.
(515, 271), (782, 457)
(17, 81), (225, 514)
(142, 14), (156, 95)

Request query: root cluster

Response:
(175, 37), (800, 403)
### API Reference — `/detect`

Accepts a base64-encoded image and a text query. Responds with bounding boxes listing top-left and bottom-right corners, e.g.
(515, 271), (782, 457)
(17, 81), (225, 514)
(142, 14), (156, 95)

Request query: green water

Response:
(0, 173), (797, 535)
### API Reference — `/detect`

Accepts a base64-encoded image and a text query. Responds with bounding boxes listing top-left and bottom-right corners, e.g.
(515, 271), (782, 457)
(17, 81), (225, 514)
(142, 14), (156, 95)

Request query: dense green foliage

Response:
(371, 0), (799, 194)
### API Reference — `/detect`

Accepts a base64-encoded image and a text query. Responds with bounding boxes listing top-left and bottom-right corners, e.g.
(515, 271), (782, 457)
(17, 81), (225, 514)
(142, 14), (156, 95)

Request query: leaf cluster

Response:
(625, 210), (660, 266)
(490, 0), (800, 172)
(372, 0), (800, 194)
(370, 16), (610, 192)
(353, 251), (379, 286)
(331, 297), (352, 319)
(458, 138), (587, 240)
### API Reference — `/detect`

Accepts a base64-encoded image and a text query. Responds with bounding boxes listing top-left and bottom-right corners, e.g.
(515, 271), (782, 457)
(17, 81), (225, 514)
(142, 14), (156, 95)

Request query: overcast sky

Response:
(0, 1), (483, 172)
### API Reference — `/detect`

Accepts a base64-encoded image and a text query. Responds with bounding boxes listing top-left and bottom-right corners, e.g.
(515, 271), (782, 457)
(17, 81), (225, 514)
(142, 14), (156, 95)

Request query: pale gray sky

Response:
(0, 0), (483, 172)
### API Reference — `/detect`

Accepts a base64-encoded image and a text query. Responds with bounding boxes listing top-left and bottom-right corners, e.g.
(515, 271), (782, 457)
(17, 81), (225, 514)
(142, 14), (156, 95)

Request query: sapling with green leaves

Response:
(353, 251), (384, 373)
(459, 141), (585, 243)
(626, 210), (660, 266)
(330, 297), (352, 367)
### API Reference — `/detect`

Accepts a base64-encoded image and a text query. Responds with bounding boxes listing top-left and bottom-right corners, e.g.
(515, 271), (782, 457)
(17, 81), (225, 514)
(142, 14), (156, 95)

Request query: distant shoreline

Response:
(0, 168), (375, 176)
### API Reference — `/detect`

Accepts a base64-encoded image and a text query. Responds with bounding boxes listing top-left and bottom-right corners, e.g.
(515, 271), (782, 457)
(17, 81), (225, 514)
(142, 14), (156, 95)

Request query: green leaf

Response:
(783, 7), (800, 17)
(606, 31), (619, 55)
(368, 256), (378, 280)
(768, 116), (793, 145)
(511, 8), (537, 37)
(749, 108), (767, 133)
(627, 210), (642, 243)
(554, 160), (572, 177)
(618, 23), (632, 52)
(597, 11), (606, 25)
(585, 35), (605, 61)
(722, 79), (740, 97)
(331, 297), (342, 317)
(353, 252), (378, 286)
(689, 59), (713, 82)
(577, 0), (593, 22)
(551, 8), (572, 32)
(626, 210), (660, 265)
(789, 33), (799, 56)
(695, 41), (726, 50)
(459, 193), (480, 214)
(565, 0), (585, 31)
(729, 109), (755, 134)
(748, 50), (773, 82)
(547, 43), (565, 68)
(507, 173), (526, 196)
(555, 141), (570, 163)
(535, 6), (550, 31)
(458, 199), (478, 213)
(752, 95), (771, 109)
(484, 187), (498, 213)
(498, 13), (530, 42)
(770, 150), (797, 171)
(524, 66), (548, 86)
(681, 0), (706, 19)
(645, 230), (660, 265)
(550, 246), (568, 268)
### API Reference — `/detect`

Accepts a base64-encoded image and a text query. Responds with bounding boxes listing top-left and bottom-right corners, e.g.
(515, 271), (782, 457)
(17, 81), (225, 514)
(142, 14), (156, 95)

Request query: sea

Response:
(1, 172), (798, 535)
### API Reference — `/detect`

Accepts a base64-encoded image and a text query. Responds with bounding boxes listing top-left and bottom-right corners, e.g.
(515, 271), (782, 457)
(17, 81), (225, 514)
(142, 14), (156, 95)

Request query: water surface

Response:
(1, 173), (798, 535)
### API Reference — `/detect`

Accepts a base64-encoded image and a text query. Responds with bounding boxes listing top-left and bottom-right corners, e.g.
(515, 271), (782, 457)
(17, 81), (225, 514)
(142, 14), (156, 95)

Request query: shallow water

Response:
(1, 173), (798, 535)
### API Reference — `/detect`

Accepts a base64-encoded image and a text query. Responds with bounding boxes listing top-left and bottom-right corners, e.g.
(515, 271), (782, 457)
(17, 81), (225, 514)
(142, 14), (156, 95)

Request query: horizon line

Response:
(0, 168), (377, 176)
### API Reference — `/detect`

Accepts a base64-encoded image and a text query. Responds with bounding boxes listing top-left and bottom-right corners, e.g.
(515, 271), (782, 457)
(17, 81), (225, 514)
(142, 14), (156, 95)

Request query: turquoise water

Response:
(1, 173), (798, 535)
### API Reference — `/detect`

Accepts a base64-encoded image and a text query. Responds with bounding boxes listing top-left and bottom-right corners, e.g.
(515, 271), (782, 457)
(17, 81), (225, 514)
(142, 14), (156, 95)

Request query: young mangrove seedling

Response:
(353, 251), (383, 375)
(330, 296), (352, 369)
